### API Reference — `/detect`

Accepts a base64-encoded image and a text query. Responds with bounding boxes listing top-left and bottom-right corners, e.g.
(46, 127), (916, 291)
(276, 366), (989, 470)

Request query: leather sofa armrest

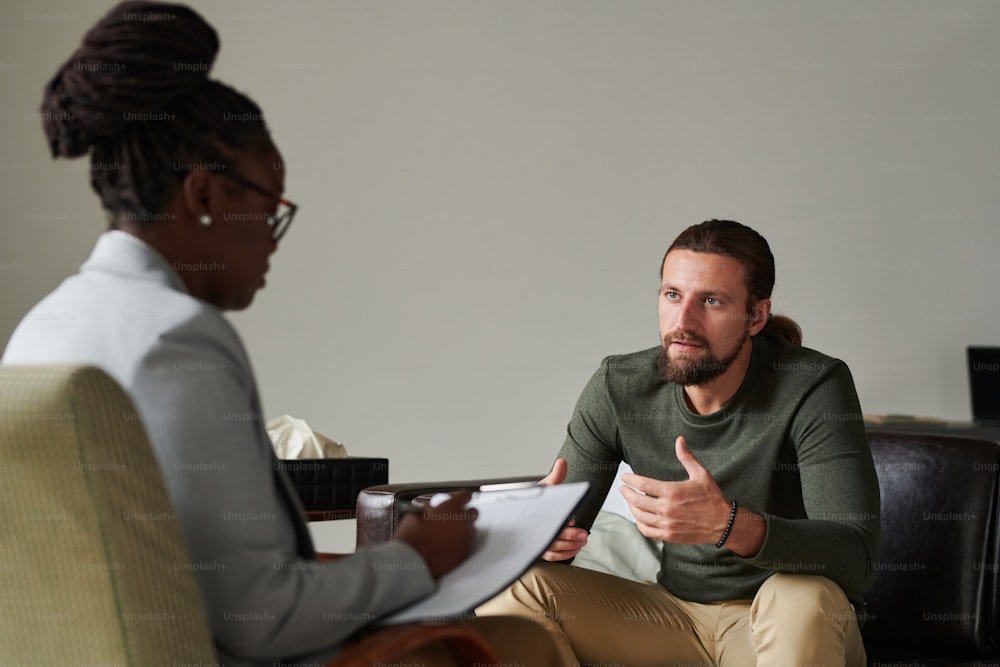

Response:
(355, 476), (542, 547)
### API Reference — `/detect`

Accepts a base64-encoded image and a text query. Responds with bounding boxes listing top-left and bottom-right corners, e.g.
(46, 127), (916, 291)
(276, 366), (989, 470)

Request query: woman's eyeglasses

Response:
(222, 172), (298, 242)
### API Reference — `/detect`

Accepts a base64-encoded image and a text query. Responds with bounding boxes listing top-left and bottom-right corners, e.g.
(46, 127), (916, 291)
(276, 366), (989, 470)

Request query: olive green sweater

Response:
(558, 335), (880, 607)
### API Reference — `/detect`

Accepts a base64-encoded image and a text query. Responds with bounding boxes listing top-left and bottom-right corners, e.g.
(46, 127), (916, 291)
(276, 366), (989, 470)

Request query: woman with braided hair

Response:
(38, 0), (288, 311)
(3, 2), (563, 665)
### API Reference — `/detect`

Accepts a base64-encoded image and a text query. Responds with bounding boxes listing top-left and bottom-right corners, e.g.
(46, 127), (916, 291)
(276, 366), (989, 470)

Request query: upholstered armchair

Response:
(0, 365), (498, 666)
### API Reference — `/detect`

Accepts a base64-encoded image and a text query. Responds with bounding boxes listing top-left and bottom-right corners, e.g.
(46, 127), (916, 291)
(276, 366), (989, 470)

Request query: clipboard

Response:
(376, 481), (590, 626)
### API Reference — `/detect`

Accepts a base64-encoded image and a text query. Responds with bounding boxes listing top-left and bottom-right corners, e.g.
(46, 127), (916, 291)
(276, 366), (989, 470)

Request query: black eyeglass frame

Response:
(222, 172), (298, 242)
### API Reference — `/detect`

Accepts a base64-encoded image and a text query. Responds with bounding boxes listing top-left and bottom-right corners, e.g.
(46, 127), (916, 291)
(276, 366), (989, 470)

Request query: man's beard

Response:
(656, 330), (748, 386)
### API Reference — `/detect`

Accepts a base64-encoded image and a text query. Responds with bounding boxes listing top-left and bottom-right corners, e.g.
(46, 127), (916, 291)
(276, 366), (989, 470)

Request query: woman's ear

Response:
(181, 169), (214, 223)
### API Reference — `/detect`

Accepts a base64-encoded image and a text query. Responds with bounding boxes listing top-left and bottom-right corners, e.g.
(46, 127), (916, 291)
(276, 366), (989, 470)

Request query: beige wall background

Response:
(2, 1), (999, 488)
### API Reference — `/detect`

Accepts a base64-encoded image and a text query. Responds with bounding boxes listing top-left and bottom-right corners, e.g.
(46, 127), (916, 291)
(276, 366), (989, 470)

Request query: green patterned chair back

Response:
(0, 365), (217, 664)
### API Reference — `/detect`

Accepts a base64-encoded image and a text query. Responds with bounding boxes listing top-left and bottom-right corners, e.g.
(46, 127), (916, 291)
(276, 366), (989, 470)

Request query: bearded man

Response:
(478, 219), (880, 667)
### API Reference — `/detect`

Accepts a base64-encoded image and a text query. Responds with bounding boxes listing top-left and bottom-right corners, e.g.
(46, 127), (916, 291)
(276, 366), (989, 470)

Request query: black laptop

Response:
(968, 346), (1000, 426)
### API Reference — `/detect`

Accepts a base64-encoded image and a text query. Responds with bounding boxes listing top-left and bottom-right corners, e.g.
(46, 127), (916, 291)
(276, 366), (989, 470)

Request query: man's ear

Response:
(181, 169), (214, 221)
(748, 298), (771, 335)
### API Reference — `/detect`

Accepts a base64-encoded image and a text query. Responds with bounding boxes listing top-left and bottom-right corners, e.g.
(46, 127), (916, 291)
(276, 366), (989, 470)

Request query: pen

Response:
(396, 483), (543, 514)
(397, 491), (466, 514)
(479, 481), (540, 492)
(396, 499), (424, 514)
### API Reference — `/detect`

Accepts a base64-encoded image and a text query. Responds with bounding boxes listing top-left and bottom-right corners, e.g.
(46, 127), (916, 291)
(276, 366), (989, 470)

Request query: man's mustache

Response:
(663, 330), (709, 347)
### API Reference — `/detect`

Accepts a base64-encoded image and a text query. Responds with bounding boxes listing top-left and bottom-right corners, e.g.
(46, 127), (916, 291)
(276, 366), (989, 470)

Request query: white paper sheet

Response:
(377, 481), (590, 625)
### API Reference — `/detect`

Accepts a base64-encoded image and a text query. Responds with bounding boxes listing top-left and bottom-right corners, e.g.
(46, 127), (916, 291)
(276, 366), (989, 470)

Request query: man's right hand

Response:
(539, 458), (589, 561)
(393, 490), (478, 579)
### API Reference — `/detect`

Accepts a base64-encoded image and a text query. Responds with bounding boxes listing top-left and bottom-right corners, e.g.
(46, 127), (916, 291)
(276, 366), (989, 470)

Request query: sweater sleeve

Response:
(556, 358), (625, 531)
(744, 360), (881, 604)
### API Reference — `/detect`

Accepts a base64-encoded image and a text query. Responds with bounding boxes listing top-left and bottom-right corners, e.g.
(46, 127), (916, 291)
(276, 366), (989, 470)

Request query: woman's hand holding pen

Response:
(393, 490), (478, 579)
(538, 458), (589, 561)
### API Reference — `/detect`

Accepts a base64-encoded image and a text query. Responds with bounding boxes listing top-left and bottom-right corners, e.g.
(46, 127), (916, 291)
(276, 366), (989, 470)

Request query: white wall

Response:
(3, 1), (999, 490)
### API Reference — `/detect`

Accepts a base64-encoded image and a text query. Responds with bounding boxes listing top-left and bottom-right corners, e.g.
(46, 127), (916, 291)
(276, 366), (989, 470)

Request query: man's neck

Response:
(682, 339), (754, 415)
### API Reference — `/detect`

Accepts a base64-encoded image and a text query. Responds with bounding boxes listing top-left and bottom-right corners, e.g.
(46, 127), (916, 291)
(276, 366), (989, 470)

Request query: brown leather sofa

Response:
(357, 430), (1000, 666)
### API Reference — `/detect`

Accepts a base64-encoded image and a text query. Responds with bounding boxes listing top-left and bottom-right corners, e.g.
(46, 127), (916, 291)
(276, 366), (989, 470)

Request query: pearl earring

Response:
(199, 213), (213, 227)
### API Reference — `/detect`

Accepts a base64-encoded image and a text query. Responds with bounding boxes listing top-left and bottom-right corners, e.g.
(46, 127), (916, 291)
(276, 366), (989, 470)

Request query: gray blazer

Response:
(3, 231), (435, 666)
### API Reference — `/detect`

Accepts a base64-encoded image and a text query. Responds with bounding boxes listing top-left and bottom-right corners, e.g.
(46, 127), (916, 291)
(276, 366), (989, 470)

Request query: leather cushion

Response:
(863, 431), (1000, 658)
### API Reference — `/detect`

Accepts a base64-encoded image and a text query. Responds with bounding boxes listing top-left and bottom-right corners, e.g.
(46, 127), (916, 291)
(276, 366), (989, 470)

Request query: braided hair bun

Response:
(41, 1), (219, 158)
(40, 1), (271, 220)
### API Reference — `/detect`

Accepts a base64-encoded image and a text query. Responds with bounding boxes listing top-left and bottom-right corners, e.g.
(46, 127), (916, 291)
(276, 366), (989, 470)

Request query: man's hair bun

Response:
(40, 1), (219, 158)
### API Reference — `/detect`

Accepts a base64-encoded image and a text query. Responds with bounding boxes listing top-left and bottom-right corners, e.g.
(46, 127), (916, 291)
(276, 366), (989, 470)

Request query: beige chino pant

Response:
(477, 562), (867, 667)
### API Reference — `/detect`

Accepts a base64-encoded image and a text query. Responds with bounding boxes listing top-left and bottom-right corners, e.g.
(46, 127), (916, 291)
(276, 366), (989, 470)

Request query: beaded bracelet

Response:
(716, 499), (738, 548)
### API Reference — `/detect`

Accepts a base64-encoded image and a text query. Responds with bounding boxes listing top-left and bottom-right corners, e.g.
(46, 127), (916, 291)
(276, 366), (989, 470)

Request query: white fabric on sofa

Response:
(572, 463), (662, 582)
